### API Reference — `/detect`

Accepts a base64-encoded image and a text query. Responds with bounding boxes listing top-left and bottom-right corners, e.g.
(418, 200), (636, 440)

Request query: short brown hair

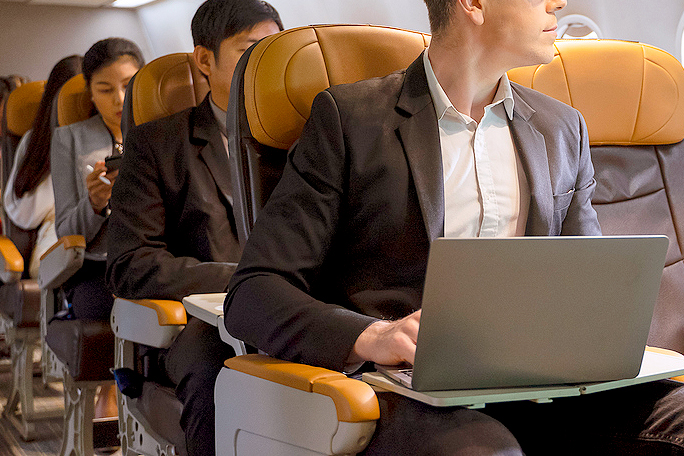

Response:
(423, 0), (456, 37)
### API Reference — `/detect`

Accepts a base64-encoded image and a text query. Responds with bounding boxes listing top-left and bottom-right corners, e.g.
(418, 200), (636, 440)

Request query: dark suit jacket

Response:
(224, 55), (602, 371)
(107, 95), (241, 301)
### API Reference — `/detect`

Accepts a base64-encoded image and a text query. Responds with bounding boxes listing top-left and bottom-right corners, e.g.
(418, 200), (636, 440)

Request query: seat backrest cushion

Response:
(57, 74), (94, 127)
(244, 24), (431, 150)
(129, 53), (210, 127)
(508, 40), (684, 146)
(509, 39), (684, 353)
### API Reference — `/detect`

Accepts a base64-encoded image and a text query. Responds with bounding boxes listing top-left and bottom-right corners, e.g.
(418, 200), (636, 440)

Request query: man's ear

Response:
(456, 0), (485, 26)
(193, 45), (214, 79)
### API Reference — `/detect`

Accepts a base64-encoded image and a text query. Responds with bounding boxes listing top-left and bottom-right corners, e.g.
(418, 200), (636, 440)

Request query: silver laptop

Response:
(377, 236), (669, 392)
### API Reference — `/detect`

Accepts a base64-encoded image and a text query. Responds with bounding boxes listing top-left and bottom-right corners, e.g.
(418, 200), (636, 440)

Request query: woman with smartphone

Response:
(50, 37), (144, 419)
(51, 37), (143, 321)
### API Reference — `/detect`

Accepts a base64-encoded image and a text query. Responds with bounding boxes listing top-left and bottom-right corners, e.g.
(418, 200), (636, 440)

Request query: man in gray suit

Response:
(226, 0), (684, 454)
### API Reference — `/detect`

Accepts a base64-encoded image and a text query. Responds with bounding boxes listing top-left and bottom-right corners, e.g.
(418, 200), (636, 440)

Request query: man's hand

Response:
(347, 310), (421, 366)
(87, 160), (119, 213)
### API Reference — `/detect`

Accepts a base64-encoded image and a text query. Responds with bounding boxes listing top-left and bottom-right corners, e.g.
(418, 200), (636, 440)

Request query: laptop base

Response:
(362, 350), (684, 408)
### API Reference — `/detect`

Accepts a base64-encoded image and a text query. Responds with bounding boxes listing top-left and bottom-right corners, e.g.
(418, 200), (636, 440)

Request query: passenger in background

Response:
(51, 37), (144, 418)
(3, 55), (83, 278)
(106, 1), (281, 454)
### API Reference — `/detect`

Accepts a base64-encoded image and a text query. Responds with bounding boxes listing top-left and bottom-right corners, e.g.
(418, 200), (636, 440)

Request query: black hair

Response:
(191, 0), (283, 56)
(14, 55), (83, 197)
(82, 37), (145, 86)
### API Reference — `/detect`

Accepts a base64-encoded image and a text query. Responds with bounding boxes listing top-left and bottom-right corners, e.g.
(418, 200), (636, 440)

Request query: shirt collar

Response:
(423, 49), (514, 122)
(209, 94), (228, 137)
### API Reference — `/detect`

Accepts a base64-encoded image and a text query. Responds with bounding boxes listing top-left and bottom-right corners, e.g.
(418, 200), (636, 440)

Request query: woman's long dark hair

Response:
(13, 55), (82, 197)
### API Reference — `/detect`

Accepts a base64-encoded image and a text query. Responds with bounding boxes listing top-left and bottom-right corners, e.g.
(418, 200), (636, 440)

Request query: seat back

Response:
(2, 81), (46, 277)
(56, 74), (94, 128)
(121, 52), (210, 134)
(228, 24), (431, 244)
(113, 52), (209, 456)
(508, 39), (684, 354)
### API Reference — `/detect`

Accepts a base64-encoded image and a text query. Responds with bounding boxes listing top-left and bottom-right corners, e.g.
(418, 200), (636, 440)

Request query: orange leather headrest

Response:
(5, 80), (45, 137)
(131, 53), (210, 126)
(57, 74), (94, 127)
(508, 40), (684, 146)
(244, 24), (431, 149)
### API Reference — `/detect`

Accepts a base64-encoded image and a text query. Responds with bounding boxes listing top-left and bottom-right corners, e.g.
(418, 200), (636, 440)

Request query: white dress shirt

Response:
(423, 50), (530, 238)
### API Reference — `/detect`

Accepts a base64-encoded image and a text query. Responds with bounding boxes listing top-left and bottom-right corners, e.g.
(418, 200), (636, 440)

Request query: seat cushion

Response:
(137, 381), (186, 455)
(0, 279), (40, 327)
(45, 319), (114, 381)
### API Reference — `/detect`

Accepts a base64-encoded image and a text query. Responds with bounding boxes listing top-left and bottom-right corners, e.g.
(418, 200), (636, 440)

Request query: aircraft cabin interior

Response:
(1, 0), (684, 455)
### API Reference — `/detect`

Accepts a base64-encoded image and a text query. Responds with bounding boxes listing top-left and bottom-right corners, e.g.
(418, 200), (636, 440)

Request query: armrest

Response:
(0, 235), (24, 283)
(225, 354), (379, 423)
(111, 297), (186, 349)
(217, 354), (378, 455)
(37, 235), (85, 289)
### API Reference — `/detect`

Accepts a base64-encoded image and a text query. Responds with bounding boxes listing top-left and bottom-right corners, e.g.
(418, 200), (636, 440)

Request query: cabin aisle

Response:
(0, 351), (63, 455)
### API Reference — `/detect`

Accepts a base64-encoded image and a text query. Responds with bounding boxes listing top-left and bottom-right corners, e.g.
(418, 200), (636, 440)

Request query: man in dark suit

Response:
(106, 1), (281, 455)
(225, 0), (684, 454)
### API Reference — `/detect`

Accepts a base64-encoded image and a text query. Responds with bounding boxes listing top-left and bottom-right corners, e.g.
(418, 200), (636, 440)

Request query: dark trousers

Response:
(159, 317), (235, 456)
(63, 259), (115, 321)
(362, 380), (684, 455)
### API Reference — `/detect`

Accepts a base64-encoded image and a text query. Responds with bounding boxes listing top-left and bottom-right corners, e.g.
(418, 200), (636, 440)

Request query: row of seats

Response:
(2, 26), (684, 456)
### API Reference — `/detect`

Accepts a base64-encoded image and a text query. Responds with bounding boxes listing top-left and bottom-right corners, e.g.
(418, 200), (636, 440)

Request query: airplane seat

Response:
(38, 73), (119, 456)
(214, 24), (431, 455)
(0, 80), (70, 442)
(508, 39), (684, 355)
(215, 34), (684, 455)
(110, 52), (209, 456)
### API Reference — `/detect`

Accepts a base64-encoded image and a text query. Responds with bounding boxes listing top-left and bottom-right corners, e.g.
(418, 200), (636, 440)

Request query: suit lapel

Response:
(193, 96), (234, 207)
(396, 54), (445, 242)
(509, 85), (553, 235)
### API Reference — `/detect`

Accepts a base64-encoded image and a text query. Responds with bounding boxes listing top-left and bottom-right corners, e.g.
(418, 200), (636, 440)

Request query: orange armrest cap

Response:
(0, 236), (23, 273)
(39, 235), (86, 261)
(225, 354), (379, 422)
(121, 298), (187, 326)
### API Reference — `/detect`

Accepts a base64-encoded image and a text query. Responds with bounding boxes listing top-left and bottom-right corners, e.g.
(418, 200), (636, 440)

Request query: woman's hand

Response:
(86, 160), (119, 214)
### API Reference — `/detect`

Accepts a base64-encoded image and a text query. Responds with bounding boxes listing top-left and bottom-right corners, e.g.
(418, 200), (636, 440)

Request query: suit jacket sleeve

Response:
(561, 111), (601, 236)
(51, 124), (107, 243)
(106, 125), (237, 302)
(225, 90), (377, 372)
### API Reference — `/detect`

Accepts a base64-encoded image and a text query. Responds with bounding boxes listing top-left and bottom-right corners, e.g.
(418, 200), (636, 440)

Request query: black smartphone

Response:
(105, 154), (123, 172)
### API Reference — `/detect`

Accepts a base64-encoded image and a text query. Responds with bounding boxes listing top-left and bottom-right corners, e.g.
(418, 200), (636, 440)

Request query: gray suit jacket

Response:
(225, 55), (602, 371)
(51, 115), (112, 260)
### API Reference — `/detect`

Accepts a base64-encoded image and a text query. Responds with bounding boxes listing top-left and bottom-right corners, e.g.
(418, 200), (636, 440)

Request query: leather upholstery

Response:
(136, 382), (187, 455)
(243, 24), (430, 149)
(129, 53), (209, 127)
(507, 40), (684, 145)
(509, 39), (684, 354)
(57, 74), (94, 127)
(45, 319), (114, 381)
(4, 81), (45, 137)
(0, 280), (40, 327)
